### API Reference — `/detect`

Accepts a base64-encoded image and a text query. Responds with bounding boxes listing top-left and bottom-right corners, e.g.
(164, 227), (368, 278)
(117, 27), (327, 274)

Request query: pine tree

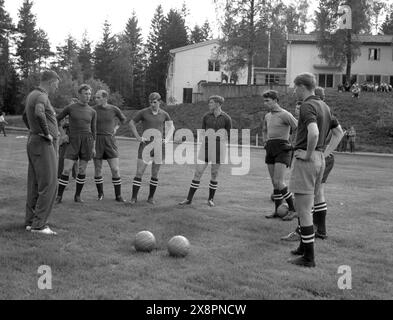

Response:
(0, 0), (15, 111)
(381, 4), (393, 34)
(94, 20), (117, 88)
(78, 32), (94, 81)
(54, 35), (81, 81)
(36, 28), (53, 72)
(16, 0), (39, 77)
(190, 21), (212, 44)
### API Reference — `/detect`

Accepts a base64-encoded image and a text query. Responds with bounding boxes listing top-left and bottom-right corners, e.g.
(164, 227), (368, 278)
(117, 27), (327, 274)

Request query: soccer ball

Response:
(134, 231), (156, 252)
(277, 204), (289, 218)
(167, 235), (190, 258)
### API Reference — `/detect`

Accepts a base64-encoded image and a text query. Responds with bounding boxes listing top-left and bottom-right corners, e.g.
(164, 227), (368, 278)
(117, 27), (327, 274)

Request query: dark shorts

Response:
(322, 154), (334, 183)
(64, 133), (94, 161)
(138, 140), (165, 164)
(265, 139), (293, 167)
(197, 137), (226, 164)
(94, 135), (119, 160)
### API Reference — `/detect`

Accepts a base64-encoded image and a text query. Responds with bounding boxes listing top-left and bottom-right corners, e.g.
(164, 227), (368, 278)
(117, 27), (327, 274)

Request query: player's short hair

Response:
(149, 92), (161, 102)
(97, 89), (109, 99)
(40, 70), (60, 83)
(262, 90), (279, 102)
(78, 84), (92, 94)
(294, 73), (317, 91)
(208, 95), (225, 105)
(315, 86), (325, 100)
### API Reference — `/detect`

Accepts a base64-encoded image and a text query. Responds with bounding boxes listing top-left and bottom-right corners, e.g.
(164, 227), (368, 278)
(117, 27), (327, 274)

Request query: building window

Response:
(366, 75), (381, 84)
(208, 60), (220, 72)
(318, 74), (333, 88)
(368, 48), (380, 61)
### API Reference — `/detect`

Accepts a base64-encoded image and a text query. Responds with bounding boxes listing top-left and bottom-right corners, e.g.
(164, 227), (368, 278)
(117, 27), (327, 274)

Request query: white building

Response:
(286, 33), (393, 88)
(166, 39), (248, 105)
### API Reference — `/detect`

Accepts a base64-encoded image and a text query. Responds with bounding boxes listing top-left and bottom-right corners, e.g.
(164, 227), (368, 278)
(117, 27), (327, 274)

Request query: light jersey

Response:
(24, 87), (59, 139)
(132, 107), (172, 137)
(263, 108), (297, 141)
(93, 104), (126, 135)
(57, 102), (96, 137)
(0, 115), (5, 123)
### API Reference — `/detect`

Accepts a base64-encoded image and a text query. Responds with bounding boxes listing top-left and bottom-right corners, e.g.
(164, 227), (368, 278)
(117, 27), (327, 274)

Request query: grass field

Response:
(0, 134), (392, 300)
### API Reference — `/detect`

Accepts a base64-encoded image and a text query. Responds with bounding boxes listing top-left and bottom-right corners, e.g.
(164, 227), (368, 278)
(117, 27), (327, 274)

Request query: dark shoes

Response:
(265, 212), (279, 219)
(115, 196), (125, 202)
(74, 195), (84, 203)
(288, 256), (316, 268)
(147, 198), (156, 205)
(315, 231), (328, 240)
(97, 193), (104, 201)
(55, 196), (62, 204)
(207, 199), (215, 207)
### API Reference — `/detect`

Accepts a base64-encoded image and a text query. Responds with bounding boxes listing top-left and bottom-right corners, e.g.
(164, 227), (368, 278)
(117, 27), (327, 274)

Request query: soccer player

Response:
(281, 86), (344, 242)
(58, 116), (77, 179)
(56, 84), (97, 203)
(179, 95), (232, 207)
(262, 90), (298, 220)
(93, 90), (127, 202)
(128, 92), (174, 204)
(0, 112), (8, 137)
(23, 70), (60, 235)
(288, 73), (332, 268)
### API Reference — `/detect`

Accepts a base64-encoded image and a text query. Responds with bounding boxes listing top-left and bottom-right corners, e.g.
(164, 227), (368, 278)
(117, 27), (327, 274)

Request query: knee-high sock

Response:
(273, 189), (283, 212)
(187, 180), (200, 201)
(281, 186), (295, 211)
(209, 181), (218, 200)
(313, 202), (327, 234)
(95, 176), (104, 196)
(132, 177), (142, 200)
(112, 177), (122, 197)
(300, 225), (315, 262)
(58, 174), (69, 197)
(148, 177), (158, 199)
(75, 174), (86, 197)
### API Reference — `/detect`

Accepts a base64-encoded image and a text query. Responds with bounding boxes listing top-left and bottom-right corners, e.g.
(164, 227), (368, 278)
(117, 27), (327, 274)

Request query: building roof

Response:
(288, 33), (393, 45)
(169, 39), (220, 54)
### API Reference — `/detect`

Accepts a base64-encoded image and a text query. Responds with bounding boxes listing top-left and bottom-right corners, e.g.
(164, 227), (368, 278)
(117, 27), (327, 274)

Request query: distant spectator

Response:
(339, 127), (348, 152)
(0, 111), (8, 137)
(344, 82), (351, 92)
(348, 126), (356, 153)
(337, 83), (344, 92)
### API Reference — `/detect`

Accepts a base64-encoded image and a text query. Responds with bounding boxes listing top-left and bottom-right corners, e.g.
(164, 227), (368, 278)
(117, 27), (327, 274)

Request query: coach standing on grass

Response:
(23, 70), (60, 235)
(288, 73), (332, 268)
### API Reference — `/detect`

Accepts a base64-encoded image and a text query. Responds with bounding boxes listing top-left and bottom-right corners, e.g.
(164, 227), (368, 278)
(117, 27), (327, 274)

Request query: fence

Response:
(193, 83), (289, 103)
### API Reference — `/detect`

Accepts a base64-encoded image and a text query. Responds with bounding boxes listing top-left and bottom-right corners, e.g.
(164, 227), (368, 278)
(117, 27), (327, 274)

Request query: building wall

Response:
(167, 43), (248, 105)
(287, 42), (393, 88)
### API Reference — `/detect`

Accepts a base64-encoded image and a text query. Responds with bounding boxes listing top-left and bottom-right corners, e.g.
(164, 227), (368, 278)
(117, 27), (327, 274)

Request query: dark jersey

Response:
(202, 111), (232, 137)
(94, 104), (126, 135)
(24, 87), (58, 139)
(57, 103), (96, 137)
(132, 108), (172, 135)
(294, 95), (332, 152)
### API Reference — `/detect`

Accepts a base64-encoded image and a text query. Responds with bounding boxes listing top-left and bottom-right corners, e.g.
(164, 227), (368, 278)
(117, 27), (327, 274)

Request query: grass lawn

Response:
(0, 134), (392, 300)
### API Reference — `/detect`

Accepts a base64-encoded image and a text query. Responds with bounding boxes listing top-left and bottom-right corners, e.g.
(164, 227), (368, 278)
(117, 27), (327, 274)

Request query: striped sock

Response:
(112, 177), (122, 197)
(95, 176), (104, 196)
(300, 225), (315, 262)
(148, 178), (158, 199)
(273, 189), (283, 212)
(58, 174), (69, 197)
(281, 186), (295, 211)
(187, 180), (200, 201)
(132, 177), (142, 200)
(75, 174), (86, 197)
(313, 202), (327, 235)
(208, 181), (218, 201)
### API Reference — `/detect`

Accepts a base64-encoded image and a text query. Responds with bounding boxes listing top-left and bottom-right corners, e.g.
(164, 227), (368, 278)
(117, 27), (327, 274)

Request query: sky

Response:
(4, 0), (221, 48)
(3, 0), (323, 49)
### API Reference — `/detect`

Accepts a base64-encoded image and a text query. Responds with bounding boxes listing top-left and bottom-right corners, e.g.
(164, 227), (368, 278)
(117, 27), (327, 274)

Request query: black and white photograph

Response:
(0, 0), (392, 304)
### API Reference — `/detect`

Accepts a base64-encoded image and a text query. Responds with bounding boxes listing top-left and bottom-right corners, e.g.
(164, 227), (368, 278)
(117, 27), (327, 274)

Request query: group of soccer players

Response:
(22, 69), (343, 268)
